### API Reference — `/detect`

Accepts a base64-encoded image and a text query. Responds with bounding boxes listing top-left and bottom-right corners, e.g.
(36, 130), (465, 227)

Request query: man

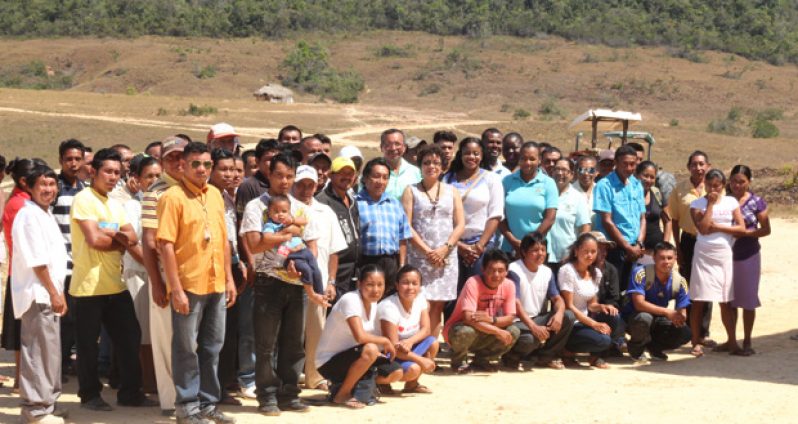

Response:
(308, 152), (331, 195)
(77, 147), (94, 185)
(157, 142), (236, 424)
(502, 132), (523, 172)
(380, 128), (421, 200)
(291, 166), (347, 392)
(668, 150), (714, 344)
(241, 150), (257, 178)
(278, 125), (302, 146)
(207, 123), (240, 154)
(540, 146), (562, 177)
(596, 149), (615, 181)
(145, 141), (163, 160)
(315, 133), (332, 156)
(240, 153), (324, 415)
(315, 157), (360, 302)
(356, 157), (412, 294)
(70, 148), (151, 410)
(623, 242), (692, 363)
(140, 135), (184, 415)
(593, 145), (646, 292)
(481, 128), (511, 178)
(12, 165), (68, 424)
(572, 155), (598, 225)
(109, 144), (135, 203)
(53, 139), (86, 377)
(444, 249), (521, 372)
(298, 135), (324, 164)
(627, 142), (646, 164)
(403, 136), (426, 165)
(433, 130), (457, 171)
(339, 145), (364, 174)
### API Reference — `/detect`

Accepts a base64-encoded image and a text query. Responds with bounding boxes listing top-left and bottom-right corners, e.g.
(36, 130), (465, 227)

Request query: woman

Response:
(402, 145), (464, 336)
(727, 165), (770, 356)
(2, 158), (46, 392)
(636, 161), (672, 264)
(315, 265), (401, 409)
(378, 265), (438, 394)
(547, 158), (590, 272)
(559, 233), (624, 369)
(442, 138), (504, 296)
(689, 169), (745, 357)
(500, 142), (558, 258)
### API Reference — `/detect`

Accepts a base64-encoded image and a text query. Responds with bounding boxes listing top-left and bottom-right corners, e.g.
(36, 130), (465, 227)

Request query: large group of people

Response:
(0, 124), (773, 423)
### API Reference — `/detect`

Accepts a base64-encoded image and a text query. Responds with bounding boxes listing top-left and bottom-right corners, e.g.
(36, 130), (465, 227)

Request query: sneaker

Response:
(278, 399), (310, 413)
(81, 397), (113, 411)
(648, 349), (669, 361)
(257, 403), (281, 416)
(238, 385), (256, 399)
(29, 414), (64, 424)
(176, 414), (211, 424)
(631, 353), (651, 365)
(201, 407), (236, 424)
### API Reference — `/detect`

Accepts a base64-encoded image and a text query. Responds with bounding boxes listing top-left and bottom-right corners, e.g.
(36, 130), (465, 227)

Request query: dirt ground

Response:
(0, 217), (795, 423)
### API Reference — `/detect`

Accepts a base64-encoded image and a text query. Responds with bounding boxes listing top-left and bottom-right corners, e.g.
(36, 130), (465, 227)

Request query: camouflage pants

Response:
(447, 323), (520, 366)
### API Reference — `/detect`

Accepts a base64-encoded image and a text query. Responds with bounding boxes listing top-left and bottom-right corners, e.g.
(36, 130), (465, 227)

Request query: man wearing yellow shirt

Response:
(70, 148), (153, 411)
(668, 150), (715, 346)
(158, 142), (236, 424)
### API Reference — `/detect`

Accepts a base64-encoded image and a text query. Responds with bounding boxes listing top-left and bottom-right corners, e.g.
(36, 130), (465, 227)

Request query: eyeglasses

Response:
(190, 160), (213, 169)
(577, 167), (597, 175)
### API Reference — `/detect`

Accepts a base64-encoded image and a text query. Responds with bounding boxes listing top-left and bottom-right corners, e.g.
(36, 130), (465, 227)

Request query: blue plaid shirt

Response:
(356, 189), (412, 256)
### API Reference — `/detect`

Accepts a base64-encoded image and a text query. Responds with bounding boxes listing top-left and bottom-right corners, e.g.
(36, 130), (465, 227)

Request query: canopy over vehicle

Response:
(568, 108), (642, 151)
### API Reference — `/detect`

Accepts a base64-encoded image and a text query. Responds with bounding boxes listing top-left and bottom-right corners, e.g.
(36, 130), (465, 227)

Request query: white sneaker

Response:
(29, 414), (65, 424)
(631, 353), (651, 365)
(239, 385), (256, 399)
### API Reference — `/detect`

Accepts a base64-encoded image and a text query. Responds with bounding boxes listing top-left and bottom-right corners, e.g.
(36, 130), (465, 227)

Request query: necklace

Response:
(421, 180), (441, 213)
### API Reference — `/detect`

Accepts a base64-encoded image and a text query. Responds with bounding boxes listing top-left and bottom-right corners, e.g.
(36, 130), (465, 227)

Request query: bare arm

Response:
(142, 228), (167, 307)
(244, 230), (292, 254)
(32, 266), (67, 315)
(401, 185), (432, 253)
(661, 205), (673, 243)
(631, 294), (686, 326)
(536, 208), (557, 236)
(347, 315), (395, 358)
(399, 239), (407, 267)
(77, 220), (123, 251)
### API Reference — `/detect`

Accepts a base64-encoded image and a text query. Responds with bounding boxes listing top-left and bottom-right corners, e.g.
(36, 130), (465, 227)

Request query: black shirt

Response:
(315, 184), (360, 267)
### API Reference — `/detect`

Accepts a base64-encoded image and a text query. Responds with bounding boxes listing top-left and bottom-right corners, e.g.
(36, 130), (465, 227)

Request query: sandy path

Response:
(0, 218), (795, 423)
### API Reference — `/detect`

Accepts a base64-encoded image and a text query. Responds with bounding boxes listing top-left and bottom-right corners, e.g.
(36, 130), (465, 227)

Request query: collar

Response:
(357, 189), (389, 204)
(391, 158), (411, 175)
(511, 169), (545, 185)
(58, 172), (84, 189)
(181, 177), (208, 196)
(10, 187), (31, 200)
(655, 272), (673, 287)
(89, 187), (109, 200)
(254, 170), (269, 185)
(163, 172), (180, 187)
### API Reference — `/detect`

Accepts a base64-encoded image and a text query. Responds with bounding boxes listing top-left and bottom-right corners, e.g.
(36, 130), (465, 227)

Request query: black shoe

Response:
(202, 407), (236, 423)
(81, 397), (113, 411)
(278, 399), (310, 413)
(161, 409), (176, 417)
(648, 349), (669, 361)
(118, 395), (159, 407)
(257, 403), (280, 416)
(176, 414), (211, 424)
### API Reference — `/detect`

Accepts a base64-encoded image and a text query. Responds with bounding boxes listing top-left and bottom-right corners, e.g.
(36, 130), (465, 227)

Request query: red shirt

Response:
(3, 187), (31, 276)
(443, 275), (516, 343)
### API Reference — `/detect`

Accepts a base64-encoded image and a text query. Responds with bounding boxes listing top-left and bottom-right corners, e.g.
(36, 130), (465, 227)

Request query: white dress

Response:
(689, 196), (737, 302)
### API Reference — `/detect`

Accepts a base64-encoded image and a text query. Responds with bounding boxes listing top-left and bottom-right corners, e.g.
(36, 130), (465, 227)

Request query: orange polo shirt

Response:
(156, 178), (227, 295)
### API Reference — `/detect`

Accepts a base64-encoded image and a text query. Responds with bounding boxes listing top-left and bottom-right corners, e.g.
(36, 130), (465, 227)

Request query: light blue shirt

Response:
(385, 158), (421, 201)
(593, 171), (645, 245)
(501, 170), (559, 252)
(547, 186), (591, 262)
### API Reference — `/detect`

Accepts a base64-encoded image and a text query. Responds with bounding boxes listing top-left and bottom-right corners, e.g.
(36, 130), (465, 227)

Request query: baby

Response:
(262, 194), (323, 294)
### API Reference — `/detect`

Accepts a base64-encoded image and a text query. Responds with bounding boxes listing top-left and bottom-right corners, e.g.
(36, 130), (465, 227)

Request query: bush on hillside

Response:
(281, 41), (364, 103)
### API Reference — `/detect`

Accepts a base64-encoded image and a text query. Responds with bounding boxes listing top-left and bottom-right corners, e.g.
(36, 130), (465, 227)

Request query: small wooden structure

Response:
(253, 84), (294, 104)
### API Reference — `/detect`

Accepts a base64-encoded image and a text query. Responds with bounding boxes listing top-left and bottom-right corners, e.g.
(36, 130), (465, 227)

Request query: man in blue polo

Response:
(593, 144), (645, 290)
(623, 242), (691, 363)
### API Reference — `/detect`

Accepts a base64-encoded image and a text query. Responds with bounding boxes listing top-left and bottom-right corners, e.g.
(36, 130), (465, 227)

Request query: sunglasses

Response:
(577, 167), (597, 175)
(190, 160), (213, 169)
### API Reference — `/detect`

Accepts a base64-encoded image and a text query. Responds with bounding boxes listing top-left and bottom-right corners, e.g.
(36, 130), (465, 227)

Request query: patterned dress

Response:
(407, 183), (458, 301)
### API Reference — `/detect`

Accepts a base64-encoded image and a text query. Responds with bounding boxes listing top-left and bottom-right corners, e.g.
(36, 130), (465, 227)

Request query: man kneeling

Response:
(623, 242), (692, 362)
(443, 249), (520, 373)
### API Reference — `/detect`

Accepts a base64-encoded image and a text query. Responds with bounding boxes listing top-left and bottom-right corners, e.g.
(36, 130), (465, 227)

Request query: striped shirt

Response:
(141, 173), (179, 229)
(355, 190), (412, 256)
(53, 174), (85, 276)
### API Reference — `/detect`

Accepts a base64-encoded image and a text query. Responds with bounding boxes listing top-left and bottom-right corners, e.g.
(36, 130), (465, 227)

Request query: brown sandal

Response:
(535, 358), (565, 370)
(402, 382), (432, 394)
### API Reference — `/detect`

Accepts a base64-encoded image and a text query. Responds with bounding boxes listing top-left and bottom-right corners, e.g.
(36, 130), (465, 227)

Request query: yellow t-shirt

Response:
(69, 187), (129, 297)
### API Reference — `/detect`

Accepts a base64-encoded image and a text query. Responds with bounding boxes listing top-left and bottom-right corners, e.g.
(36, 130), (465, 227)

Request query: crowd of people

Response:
(0, 124), (773, 423)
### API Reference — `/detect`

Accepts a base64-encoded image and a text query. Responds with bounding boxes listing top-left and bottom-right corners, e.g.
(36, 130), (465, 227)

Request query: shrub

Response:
(419, 84), (441, 97)
(668, 47), (708, 64)
(751, 118), (780, 138)
(538, 98), (565, 120)
(193, 64), (217, 79)
(670, 119), (679, 127)
(756, 108), (784, 121)
(282, 41), (365, 103)
(182, 103), (217, 116)
(513, 108), (531, 120)
(707, 119), (740, 135)
(374, 44), (412, 58)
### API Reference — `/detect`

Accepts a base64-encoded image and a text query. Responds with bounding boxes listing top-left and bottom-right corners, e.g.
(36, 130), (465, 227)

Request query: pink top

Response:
(443, 275), (516, 343)
(3, 187), (31, 276)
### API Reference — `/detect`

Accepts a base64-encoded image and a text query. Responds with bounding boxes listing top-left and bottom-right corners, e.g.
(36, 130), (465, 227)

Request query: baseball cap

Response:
(331, 156), (356, 173)
(296, 165), (318, 183)
(598, 149), (615, 162)
(339, 145), (363, 159)
(589, 231), (616, 248)
(308, 152), (332, 166)
(406, 136), (426, 149)
(162, 136), (188, 157)
(207, 123), (239, 141)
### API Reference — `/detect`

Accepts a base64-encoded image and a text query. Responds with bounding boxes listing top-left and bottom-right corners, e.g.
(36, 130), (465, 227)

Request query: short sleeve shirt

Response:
(356, 190), (412, 256)
(593, 171), (645, 245)
(315, 291), (379, 367)
(501, 170), (559, 252)
(548, 186), (591, 262)
(377, 292), (428, 340)
(70, 188), (129, 297)
(443, 169), (504, 241)
(667, 178), (704, 236)
(734, 192), (767, 259)
(623, 265), (690, 317)
(385, 158), (422, 201)
(141, 173), (179, 230)
(507, 260), (558, 318)
(443, 276), (516, 343)
(557, 262), (602, 316)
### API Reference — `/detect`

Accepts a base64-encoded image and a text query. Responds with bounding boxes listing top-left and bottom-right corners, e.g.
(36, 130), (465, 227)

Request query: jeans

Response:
(626, 312), (692, 357)
(565, 312), (625, 355)
(253, 275), (306, 405)
(236, 285), (256, 389)
(172, 292), (225, 418)
(287, 248), (323, 294)
(74, 292), (142, 404)
(447, 323), (520, 365)
(505, 310), (575, 362)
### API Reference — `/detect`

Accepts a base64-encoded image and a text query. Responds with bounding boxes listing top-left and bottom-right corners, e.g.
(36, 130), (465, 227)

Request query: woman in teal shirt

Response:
(499, 142), (558, 258)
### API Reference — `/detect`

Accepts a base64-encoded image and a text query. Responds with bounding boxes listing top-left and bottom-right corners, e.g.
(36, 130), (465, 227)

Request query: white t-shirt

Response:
(445, 170), (504, 241)
(557, 262), (602, 316)
(690, 196), (738, 247)
(509, 260), (553, 318)
(10, 201), (68, 318)
(315, 291), (380, 367)
(307, 199), (347, 284)
(377, 292), (428, 340)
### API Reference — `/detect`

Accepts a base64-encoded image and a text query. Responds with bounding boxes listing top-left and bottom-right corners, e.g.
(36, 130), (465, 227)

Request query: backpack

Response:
(643, 265), (686, 301)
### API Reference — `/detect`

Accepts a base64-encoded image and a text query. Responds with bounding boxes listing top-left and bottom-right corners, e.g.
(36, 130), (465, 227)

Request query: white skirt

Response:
(689, 241), (734, 303)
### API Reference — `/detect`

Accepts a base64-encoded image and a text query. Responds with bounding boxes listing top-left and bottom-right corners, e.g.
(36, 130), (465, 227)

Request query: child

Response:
(262, 194), (323, 294)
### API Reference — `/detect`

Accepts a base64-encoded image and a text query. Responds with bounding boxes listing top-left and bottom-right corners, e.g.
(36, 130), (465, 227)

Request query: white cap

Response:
(339, 145), (363, 159)
(207, 122), (239, 141)
(598, 149), (615, 162)
(295, 165), (318, 183)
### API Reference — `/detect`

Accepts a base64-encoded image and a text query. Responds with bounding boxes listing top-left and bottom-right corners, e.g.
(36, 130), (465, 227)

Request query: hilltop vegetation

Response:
(1, 0), (798, 65)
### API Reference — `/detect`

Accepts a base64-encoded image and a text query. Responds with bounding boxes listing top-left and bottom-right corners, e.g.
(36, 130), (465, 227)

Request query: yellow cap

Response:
(331, 156), (356, 173)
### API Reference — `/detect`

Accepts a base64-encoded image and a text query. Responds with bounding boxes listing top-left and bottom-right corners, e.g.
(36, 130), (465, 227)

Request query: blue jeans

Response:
(172, 292), (225, 418)
(237, 285), (256, 389)
(253, 275), (306, 405)
(565, 312), (625, 355)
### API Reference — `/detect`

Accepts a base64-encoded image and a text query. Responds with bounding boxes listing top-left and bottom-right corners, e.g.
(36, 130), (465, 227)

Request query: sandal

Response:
(700, 338), (718, 348)
(402, 383), (432, 394)
(219, 395), (242, 406)
(690, 344), (704, 357)
(588, 357), (610, 369)
(377, 384), (396, 395)
(535, 359), (565, 370)
(333, 397), (366, 409)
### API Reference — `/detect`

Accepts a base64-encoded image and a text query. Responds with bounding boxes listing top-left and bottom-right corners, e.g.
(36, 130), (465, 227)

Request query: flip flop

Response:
(562, 357), (581, 368)
(700, 338), (718, 348)
(690, 344), (704, 357)
(535, 359), (565, 370)
(333, 397), (366, 409)
(588, 357), (610, 369)
(402, 383), (432, 394)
